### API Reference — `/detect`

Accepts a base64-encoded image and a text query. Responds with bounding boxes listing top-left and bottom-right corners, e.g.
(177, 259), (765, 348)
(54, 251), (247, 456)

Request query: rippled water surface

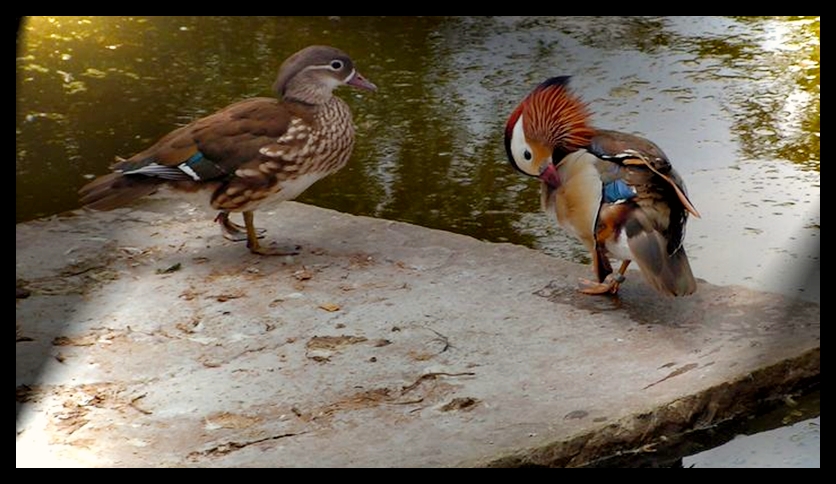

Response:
(16, 16), (819, 299)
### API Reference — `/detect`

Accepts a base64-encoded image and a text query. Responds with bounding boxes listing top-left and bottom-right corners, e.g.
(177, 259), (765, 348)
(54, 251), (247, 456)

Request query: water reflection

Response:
(16, 16), (819, 297)
(683, 16), (820, 169)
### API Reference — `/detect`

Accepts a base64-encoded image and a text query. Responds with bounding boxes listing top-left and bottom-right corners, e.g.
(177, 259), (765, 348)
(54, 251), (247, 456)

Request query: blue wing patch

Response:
(178, 151), (227, 181)
(602, 179), (636, 203)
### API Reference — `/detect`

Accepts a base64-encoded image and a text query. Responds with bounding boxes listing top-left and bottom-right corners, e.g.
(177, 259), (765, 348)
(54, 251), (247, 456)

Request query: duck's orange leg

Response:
(242, 211), (301, 256)
(579, 260), (631, 295)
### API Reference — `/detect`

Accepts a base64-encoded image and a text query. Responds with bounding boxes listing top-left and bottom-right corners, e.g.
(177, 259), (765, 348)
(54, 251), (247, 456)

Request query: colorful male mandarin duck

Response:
(504, 76), (700, 296)
(79, 45), (376, 255)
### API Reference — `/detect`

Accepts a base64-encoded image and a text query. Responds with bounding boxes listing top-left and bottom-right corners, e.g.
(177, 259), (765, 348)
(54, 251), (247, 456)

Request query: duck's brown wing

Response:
(80, 98), (312, 210)
(112, 98), (309, 180)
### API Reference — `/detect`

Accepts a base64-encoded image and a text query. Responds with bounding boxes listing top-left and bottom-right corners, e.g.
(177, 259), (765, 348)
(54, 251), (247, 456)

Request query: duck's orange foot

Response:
(578, 273), (626, 295)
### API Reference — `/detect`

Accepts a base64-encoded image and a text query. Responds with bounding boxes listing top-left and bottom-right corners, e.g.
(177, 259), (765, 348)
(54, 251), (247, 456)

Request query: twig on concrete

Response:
(401, 372), (476, 395)
(643, 363), (699, 390)
(190, 431), (310, 459)
(425, 327), (452, 353)
(128, 393), (153, 415)
(390, 398), (424, 405)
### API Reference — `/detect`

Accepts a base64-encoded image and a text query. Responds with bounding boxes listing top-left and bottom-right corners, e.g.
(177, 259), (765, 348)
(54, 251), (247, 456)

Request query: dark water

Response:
(15, 16), (820, 465)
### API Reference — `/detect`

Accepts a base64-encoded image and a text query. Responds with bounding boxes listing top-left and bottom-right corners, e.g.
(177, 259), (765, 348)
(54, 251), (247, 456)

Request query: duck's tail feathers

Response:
(78, 172), (163, 211)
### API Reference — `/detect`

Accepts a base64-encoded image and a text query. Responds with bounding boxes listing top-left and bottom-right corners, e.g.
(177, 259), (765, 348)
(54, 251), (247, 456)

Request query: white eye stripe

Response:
(342, 68), (357, 84)
(510, 117), (528, 161)
(303, 62), (349, 73)
(510, 116), (541, 177)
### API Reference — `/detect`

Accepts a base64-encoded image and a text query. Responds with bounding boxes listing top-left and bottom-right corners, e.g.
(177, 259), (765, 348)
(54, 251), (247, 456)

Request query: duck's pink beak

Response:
(539, 163), (560, 189)
(347, 70), (377, 91)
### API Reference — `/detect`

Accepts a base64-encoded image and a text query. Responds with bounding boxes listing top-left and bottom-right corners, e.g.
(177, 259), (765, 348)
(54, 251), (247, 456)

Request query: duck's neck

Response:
(282, 76), (334, 105)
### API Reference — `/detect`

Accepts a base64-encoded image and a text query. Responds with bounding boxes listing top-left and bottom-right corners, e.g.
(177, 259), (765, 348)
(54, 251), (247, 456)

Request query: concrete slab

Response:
(16, 199), (820, 467)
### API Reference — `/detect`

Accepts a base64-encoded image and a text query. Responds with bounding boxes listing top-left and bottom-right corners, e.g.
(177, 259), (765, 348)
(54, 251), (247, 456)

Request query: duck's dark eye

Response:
(523, 150), (532, 161)
(330, 60), (343, 70)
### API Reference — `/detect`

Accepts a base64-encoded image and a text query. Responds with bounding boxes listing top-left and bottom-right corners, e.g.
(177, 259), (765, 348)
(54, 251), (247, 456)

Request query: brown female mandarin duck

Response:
(504, 76), (700, 296)
(79, 45), (376, 255)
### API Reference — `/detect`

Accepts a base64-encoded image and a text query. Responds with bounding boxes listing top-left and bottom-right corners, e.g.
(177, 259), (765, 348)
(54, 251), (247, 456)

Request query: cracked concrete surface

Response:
(16, 199), (820, 467)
